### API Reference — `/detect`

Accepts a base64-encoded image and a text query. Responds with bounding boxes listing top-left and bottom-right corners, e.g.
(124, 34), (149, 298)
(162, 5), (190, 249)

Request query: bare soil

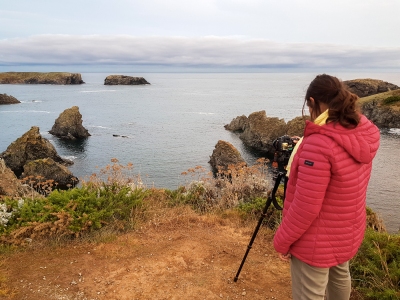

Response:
(0, 210), (292, 300)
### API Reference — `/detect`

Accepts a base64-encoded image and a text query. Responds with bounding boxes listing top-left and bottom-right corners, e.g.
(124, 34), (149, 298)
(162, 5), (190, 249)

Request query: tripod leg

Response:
(233, 196), (272, 282)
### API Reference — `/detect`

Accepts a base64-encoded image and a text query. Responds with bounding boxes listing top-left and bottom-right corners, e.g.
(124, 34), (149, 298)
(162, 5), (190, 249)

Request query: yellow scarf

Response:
(286, 110), (329, 177)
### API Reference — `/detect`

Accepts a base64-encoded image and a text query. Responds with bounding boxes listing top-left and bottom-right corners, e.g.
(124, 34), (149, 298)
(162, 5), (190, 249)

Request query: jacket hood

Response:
(304, 115), (380, 164)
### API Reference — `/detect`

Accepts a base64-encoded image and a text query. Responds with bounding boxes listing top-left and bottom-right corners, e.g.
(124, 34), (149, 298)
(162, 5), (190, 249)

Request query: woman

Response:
(273, 74), (380, 299)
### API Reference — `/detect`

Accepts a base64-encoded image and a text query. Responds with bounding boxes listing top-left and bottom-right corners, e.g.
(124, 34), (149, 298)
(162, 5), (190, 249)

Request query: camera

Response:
(273, 135), (298, 154)
(272, 135), (300, 169)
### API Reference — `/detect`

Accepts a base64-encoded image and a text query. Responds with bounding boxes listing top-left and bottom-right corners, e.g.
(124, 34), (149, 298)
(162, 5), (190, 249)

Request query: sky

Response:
(0, 0), (400, 72)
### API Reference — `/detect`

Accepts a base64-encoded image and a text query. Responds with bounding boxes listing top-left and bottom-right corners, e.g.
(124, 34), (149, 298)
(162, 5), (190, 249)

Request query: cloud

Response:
(0, 35), (399, 69)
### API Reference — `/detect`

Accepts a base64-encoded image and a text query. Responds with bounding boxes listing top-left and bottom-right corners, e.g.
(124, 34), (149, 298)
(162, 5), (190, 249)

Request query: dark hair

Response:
(305, 74), (360, 128)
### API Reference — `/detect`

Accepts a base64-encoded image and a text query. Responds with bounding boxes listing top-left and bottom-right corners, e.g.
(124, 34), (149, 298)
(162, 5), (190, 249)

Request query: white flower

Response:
(0, 203), (12, 227)
(18, 198), (25, 208)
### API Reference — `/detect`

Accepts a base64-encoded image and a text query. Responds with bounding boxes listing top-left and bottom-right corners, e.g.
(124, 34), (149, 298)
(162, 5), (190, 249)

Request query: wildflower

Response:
(0, 203), (12, 227)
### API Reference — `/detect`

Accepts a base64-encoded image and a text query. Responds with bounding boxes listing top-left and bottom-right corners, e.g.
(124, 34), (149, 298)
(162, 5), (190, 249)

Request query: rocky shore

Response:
(0, 72), (84, 84)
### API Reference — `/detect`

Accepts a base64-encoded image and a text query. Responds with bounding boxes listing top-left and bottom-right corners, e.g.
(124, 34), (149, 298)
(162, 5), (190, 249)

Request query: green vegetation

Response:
(0, 72), (83, 84)
(359, 89), (400, 106)
(351, 229), (400, 300)
(382, 95), (400, 106)
(1, 158), (399, 299)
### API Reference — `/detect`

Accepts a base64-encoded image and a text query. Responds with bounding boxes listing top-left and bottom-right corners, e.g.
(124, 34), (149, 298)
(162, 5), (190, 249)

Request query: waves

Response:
(388, 128), (400, 135)
(62, 155), (77, 161)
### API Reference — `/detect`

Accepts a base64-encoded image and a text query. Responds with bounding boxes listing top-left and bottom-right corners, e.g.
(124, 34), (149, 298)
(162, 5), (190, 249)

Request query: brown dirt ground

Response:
(0, 208), (292, 300)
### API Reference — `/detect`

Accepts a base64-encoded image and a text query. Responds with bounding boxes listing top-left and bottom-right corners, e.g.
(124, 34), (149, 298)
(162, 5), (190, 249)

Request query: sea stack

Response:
(209, 140), (246, 172)
(49, 106), (91, 140)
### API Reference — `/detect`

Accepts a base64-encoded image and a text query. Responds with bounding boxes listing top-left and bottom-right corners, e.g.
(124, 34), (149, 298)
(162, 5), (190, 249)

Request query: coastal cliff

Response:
(0, 72), (84, 84)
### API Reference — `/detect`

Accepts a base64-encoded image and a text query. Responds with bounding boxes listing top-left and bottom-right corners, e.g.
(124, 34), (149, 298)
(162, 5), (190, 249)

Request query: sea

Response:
(0, 72), (399, 233)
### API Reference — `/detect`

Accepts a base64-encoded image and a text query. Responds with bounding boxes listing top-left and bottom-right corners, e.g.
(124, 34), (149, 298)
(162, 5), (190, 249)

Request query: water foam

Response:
(388, 128), (400, 135)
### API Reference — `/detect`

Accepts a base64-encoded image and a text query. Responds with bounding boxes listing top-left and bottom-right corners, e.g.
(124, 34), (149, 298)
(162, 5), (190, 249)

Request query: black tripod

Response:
(233, 169), (288, 282)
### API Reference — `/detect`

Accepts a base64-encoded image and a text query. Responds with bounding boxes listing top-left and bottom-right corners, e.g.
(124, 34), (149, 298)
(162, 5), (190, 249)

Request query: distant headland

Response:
(0, 72), (84, 84)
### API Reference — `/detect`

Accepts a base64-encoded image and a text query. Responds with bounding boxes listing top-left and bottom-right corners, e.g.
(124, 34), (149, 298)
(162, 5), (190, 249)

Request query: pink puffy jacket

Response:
(273, 115), (380, 267)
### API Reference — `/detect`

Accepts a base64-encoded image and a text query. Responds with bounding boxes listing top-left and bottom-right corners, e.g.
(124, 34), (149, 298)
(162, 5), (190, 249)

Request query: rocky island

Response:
(0, 72), (84, 84)
(104, 75), (150, 85)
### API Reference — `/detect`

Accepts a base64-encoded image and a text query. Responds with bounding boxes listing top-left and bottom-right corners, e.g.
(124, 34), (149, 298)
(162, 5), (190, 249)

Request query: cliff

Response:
(0, 72), (84, 84)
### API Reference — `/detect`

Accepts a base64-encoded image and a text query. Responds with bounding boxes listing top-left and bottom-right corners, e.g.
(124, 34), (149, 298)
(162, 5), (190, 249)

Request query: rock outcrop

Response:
(225, 111), (305, 155)
(104, 75), (150, 85)
(0, 72), (84, 85)
(0, 159), (40, 199)
(286, 116), (309, 137)
(343, 79), (399, 98)
(223, 115), (248, 132)
(0, 126), (73, 177)
(239, 111), (287, 154)
(209, 140), (246, 172)
(0, 93), (20, 105)
(49, 106), (90, 140)
(21, 158), (79, 189)
(360, 90), (400, 128)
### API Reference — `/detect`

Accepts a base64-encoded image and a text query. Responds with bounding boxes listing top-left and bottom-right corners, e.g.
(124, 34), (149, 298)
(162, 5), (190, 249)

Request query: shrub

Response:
(382, 96), (400, 106)
(350, 229), (400, 300)
(0, 159), (150, 245)
(180, 158), (271, 212)
(236, 196), (283, 229)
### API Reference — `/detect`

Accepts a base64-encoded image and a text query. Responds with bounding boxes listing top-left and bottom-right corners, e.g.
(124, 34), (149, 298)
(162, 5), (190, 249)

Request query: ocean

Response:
(0, 72), (399, 232)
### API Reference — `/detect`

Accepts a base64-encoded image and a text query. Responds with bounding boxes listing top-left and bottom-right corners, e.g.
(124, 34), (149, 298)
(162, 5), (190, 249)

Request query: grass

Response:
(0, 72), (83, 84)
(382, 96), (400, 106)
(351, 229), (400, 300)
(0, 158), (398, 299)
(0, 72), (74, 78)
(359, 90), (400, 111)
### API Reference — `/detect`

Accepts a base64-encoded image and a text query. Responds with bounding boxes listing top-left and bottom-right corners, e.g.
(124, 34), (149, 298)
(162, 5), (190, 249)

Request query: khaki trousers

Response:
(290, 256), (351, 300)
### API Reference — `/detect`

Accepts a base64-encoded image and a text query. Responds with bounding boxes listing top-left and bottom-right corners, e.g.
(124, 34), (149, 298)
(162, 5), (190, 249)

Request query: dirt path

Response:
(1, 212), (292, 300)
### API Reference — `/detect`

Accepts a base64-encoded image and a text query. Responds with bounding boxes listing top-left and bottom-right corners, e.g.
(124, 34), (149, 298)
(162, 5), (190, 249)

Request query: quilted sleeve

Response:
(273, 135), (333, 254)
